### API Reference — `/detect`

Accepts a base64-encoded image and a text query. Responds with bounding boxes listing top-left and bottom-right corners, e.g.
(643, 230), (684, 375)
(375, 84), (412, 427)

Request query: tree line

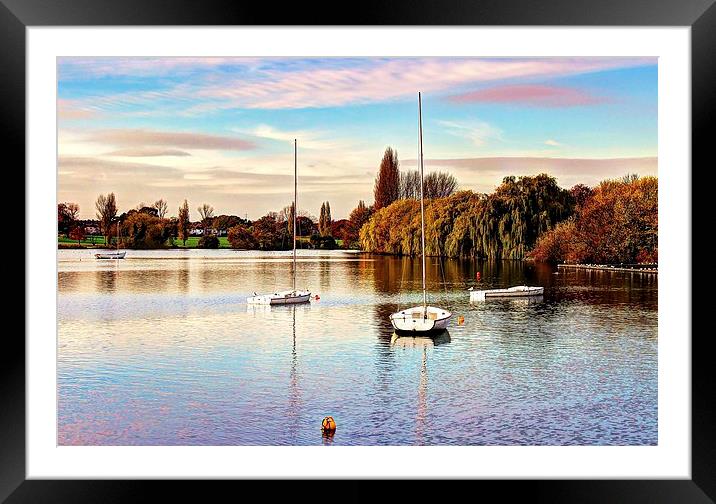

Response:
(528, 174), (658, 264)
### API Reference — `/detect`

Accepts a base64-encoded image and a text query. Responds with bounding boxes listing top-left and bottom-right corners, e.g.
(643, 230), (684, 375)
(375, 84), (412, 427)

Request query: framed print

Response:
(5, 0), (713, 501)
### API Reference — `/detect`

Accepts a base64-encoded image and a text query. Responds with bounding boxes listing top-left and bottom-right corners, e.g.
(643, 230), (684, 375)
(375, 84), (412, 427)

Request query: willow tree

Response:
(373, 147), (400, 210)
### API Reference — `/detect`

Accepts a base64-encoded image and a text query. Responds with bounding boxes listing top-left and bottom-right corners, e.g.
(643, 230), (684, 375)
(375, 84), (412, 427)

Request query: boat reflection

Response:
(246, 301), (313, 314)
(389, 330), (451, 349)
(469, 295), (544, 306)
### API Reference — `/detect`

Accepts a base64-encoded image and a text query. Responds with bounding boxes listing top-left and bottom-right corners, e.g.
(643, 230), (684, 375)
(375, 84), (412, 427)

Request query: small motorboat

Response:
(94, 251), (126, 260)
(469, 285), (544, 301)
(247, 289), (311, 305)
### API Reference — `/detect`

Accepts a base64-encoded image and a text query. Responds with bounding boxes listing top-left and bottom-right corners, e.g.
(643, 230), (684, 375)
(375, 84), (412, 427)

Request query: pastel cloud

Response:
(544, 139), (562, 146)
(57, 99), (101, 120)
(106, 148), (192, 157)
(84, 128), (256, 151)
(448, 85), (610, 107)
(62, 57), (654, 113)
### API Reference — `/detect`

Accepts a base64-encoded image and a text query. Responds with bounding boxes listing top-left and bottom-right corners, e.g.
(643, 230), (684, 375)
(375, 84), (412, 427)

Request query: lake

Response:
(57, 249), (658, 446)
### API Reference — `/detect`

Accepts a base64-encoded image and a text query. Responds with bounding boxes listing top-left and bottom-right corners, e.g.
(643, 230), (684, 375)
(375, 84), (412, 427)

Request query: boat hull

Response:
(95, 251), (126, 259)
(470, 285), (543, 301)
(247, 290), (311, 305)
(390, 306), (451, 335)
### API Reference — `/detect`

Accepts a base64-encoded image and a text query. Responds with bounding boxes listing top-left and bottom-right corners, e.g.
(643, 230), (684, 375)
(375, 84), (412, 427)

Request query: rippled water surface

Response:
(58, 249), (657, 445)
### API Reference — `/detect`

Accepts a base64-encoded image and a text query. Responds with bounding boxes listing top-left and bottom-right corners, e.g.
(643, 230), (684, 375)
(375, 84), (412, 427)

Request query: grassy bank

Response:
(58, 235), (344, 249)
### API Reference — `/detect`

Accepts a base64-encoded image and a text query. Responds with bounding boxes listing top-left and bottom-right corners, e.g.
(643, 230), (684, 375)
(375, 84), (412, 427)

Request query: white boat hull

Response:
(246, 290), (311, 305)
(470, 285), (543, 301)
(95, 251), (126, 259)
(390, 306), (451, 334)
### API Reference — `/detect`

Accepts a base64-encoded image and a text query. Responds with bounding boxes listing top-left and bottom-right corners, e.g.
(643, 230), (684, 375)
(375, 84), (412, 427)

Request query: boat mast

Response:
(418, 92), (427, 312)
(293, 139), (297, 293)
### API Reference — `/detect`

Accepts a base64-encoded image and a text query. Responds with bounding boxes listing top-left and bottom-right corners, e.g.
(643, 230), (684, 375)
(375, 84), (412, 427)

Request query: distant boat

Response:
(469, 285), (544, 301)
(247, 140), (311, 305)
(95, 251), (126, 260)
(389, 93), (452, 335)
(95, 217), (126, 260)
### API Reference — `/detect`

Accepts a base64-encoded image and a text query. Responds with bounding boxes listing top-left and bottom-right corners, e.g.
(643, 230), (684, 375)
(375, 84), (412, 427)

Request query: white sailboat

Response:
(389, 93), (452, 334)
(247, 139), (311, 305)
(95, 217), (126, 259)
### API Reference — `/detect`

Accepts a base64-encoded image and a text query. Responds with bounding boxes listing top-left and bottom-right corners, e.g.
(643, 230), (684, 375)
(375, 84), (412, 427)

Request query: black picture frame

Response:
(4, 0), (711, 501)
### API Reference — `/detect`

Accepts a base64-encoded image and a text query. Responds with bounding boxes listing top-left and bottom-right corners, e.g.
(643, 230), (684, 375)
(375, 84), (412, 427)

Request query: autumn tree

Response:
(197, 203), (215, 235)
(69, 224), (86, 245)
(58, 202), (80, 234)
(530, 175), (658, 264)
(178, 200), (190, 246)
(95, 193), (117, 245)
(373, 147), (400, 210)
(345, 200), (373, 247)
(154, 199), (168, 219)
(227, 224), (256, 249)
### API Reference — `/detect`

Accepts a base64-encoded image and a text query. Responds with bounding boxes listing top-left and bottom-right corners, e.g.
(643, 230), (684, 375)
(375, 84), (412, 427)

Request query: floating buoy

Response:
(314, 294), (320, 301)
(457, 315), (465, 326)
(476, 271), (481, 281)
(321, 416), (336, 434)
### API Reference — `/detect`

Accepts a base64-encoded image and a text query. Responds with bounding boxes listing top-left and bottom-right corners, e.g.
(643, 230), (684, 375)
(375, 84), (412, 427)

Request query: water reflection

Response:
(389, 330), (451, 349)
(58, 249), (658, 446)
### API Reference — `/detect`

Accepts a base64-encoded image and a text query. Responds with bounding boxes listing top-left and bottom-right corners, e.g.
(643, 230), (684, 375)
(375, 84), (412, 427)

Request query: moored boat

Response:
(469, 285), (544, 301)
(389, 93), (451, 335)
(247, 139), (310, 306)
(95, 251), (126, 260)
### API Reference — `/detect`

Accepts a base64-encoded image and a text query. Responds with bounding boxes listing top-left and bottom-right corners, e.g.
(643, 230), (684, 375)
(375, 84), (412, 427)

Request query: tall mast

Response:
(293, 139), (297, 293)
(418, 92), (427, 311)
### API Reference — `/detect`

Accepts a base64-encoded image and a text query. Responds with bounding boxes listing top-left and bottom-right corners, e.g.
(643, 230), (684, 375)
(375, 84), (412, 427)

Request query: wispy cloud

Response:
(438, 120), (503, 146)
(106, 148), (192, 157)
(448, 85), (611, 107)
(60, 57), (654, 114)
(544, 139), (562, 147)
(235, 124), (350, 151)
(84, 128), (256, 152)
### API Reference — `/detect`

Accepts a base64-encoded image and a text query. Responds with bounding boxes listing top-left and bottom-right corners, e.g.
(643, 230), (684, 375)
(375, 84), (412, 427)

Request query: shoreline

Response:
(557, 263), (657, 274)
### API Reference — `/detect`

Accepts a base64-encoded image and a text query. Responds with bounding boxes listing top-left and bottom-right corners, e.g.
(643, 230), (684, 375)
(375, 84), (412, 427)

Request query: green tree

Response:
(319, 201), (332, 236)
(178, 200), (190, 246)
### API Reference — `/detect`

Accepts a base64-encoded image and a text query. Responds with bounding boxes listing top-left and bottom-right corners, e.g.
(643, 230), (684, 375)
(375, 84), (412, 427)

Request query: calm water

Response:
(57, 249), (657, 446)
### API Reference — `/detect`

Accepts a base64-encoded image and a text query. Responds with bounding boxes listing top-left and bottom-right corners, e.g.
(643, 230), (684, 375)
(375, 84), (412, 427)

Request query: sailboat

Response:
(95, 217), (126, 259)
(247, 140), (311, 305)
(389, 93), (452, 334)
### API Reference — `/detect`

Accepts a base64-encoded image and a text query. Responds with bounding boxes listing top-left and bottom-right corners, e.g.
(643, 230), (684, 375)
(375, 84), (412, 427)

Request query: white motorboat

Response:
(95, 251), (126, 260)
(247, 289), (311, 305)
(95, 217), (126, 259)
(389, 93), (452, 335)
(247, 140), (311, 305)
(469, 285), (544, 301)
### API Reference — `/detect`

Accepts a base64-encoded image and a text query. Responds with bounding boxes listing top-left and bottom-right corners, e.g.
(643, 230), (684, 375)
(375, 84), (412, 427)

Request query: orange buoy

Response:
(321, 416), (336, 434)
(457, 315), (465, 326)
(476, 271), (481, 281)
(314, 294), (320, 300)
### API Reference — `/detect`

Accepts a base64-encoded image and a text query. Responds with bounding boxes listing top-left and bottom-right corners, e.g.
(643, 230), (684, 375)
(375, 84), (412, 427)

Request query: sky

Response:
(57, 57), (658, 220)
